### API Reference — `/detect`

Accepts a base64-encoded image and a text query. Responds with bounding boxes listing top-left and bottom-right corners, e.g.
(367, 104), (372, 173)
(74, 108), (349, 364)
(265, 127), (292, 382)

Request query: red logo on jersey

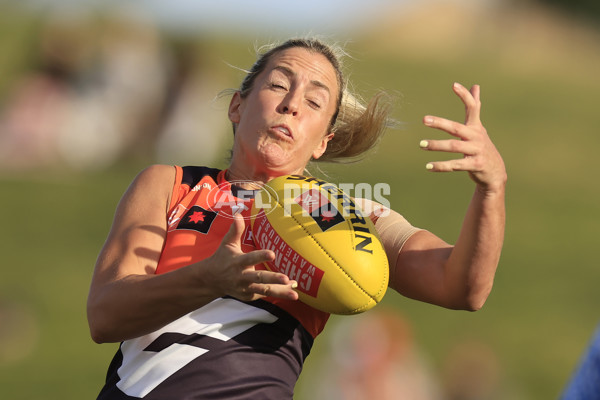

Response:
(188, 211), (206, 224)
(176, 206), (218, 234)
(253, 210), (324, 297)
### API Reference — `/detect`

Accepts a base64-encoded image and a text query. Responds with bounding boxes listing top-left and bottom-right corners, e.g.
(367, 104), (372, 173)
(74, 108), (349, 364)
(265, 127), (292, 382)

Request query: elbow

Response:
(460, 287), (492, 312)
(88, 314), (114, 343)
(87, 310), (109, 344)
(89, 326), (108, 344)
(463, 298), (486, 312)
(442, 281), (493, 311)
(89, 320), (128, 344)
(88, 316), (121, 344)
(87, 300), (117, 344)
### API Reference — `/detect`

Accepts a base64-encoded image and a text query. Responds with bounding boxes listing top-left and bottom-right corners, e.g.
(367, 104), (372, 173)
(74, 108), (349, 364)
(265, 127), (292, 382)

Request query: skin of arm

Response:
(87, 165), (297, 343)
(388, 83), (506, 311)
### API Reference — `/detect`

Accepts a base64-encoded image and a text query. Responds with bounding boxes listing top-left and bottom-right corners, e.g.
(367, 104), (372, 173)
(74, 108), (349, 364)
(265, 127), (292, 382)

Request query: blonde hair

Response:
(323, 89), (392, 162)
(233, 37), (392, 163)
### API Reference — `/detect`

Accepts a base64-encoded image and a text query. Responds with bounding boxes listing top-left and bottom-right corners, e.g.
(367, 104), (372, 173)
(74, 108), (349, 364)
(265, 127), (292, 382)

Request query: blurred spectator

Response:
(307, 309), (442, 400)
(0, 13), (89, 170)
(441, 338), (503, 400)
(154, 40), (230, 167)
(0, 7), (174, 171)
(57, 8), (169, 169)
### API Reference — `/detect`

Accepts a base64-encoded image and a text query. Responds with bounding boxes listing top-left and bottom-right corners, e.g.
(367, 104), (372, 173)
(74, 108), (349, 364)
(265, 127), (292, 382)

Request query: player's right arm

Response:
(87, 165), (296, 344)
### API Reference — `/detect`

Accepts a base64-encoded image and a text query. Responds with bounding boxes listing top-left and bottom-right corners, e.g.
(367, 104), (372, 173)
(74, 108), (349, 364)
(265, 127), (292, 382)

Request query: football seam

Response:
(277, 199), (379, 314)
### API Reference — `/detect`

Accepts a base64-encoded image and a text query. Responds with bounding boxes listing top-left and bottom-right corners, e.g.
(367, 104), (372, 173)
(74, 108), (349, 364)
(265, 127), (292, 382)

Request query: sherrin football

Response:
(250, 175), (389, 315)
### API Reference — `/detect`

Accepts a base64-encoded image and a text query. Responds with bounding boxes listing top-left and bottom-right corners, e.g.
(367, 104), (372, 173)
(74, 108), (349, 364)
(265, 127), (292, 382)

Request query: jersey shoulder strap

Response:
(168, 166), (222, 212)
(181, 166), (221, 188)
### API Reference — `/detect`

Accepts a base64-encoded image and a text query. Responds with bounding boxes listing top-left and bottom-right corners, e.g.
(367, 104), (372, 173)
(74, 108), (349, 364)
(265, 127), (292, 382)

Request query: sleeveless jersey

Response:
(97, 166), (330, 400)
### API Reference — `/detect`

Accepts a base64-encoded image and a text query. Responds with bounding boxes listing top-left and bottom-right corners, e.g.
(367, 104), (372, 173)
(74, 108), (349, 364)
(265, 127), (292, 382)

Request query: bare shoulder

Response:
(104, 164), (177, 238)
(124, 165), (177, 211)
(96, 165), (176, 276)
(132, 164), (177, 191)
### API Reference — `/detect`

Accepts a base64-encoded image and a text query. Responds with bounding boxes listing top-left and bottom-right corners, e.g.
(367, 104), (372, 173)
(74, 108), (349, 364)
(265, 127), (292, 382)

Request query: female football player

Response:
(87, 38), (506, 399)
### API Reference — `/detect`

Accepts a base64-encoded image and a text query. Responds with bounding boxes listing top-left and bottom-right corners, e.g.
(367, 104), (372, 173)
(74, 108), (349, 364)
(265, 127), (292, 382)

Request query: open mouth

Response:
(271, 125), (293, 140)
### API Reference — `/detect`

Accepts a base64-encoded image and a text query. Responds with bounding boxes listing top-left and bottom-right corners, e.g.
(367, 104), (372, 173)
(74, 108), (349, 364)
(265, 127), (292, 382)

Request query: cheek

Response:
(239, 91), (269, 120)
(304, 118), (330, 145)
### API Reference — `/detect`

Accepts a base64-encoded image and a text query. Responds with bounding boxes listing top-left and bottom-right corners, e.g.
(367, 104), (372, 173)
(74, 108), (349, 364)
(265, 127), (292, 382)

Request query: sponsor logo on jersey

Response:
(253, 210), (324, 297)
(192, 182), (213, 192)
(176, 205), (218, 234)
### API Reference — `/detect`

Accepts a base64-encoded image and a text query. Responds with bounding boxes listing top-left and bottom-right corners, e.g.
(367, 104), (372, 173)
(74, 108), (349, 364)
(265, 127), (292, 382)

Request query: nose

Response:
(278, 91), (300, 116)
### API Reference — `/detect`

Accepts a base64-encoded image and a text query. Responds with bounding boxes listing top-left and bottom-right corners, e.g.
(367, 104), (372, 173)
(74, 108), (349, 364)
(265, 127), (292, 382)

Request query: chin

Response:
(258, 144), (292, 170)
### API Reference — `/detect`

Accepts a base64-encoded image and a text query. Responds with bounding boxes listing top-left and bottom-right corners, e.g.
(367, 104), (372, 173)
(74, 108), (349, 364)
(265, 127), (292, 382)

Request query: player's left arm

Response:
(390, 83), (506, 311)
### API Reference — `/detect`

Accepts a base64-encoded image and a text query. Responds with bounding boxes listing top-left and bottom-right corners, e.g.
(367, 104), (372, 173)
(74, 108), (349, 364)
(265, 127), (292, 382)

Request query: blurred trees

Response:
(530, 0), (600, 22)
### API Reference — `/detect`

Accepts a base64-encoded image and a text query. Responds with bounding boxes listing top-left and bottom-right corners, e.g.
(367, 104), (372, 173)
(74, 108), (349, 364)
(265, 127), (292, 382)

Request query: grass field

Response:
(1, 3), (600, 399)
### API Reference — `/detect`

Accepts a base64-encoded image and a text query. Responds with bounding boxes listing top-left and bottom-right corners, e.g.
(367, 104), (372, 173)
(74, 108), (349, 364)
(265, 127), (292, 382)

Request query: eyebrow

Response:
(273, 65), (331, 95)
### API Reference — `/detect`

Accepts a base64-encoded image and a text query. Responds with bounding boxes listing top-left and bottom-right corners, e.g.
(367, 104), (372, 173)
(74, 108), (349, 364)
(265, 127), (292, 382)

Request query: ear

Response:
(312, 132), (335, 160)
(228, 91), (243, 124)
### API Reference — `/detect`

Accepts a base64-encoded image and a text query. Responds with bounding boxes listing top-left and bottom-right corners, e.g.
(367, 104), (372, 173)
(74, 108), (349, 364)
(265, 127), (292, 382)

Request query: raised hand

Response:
(419, 83), (507, 193)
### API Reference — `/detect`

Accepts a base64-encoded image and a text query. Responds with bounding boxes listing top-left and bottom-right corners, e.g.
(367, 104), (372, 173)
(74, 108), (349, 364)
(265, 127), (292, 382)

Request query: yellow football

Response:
(251, 175), (389, 315)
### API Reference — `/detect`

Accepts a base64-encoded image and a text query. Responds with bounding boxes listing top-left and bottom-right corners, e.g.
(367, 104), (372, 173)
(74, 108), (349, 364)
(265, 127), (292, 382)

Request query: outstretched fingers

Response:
(424, 157), (482, 173)
(419, 83), (506, 189)
(420, 135), (481, 173)
(456, 82), (482, 126)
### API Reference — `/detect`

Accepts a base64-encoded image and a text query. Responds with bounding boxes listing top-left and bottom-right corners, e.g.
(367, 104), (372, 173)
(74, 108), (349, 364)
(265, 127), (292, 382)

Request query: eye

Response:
(270, 82), (287, 91)
(307, 99), (321, 109)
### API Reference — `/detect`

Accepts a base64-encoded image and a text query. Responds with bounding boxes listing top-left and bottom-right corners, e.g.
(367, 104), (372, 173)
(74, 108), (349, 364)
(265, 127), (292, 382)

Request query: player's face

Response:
(229, 47), (338, 176)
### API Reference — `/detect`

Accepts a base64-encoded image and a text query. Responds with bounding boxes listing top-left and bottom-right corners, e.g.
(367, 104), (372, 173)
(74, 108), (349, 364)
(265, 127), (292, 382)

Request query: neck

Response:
(227, 159), (306, 187)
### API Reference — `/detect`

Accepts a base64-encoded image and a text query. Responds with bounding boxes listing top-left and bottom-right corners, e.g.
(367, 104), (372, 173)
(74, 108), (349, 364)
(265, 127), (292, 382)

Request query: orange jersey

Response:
(156, 166), (330, 338)
(98, 166), (330, 399)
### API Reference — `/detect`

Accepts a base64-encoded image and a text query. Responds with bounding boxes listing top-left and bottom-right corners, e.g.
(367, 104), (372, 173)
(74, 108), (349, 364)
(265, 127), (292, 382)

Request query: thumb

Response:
(222, 213), (246, 247)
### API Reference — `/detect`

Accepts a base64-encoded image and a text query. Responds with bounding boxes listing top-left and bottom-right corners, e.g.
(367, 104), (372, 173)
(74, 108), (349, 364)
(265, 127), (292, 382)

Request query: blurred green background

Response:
(1, 1), (599, 399)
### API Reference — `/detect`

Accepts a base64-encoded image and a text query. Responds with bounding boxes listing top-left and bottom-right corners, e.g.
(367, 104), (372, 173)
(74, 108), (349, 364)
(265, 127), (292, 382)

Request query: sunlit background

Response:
(1, 0), (599, 399)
